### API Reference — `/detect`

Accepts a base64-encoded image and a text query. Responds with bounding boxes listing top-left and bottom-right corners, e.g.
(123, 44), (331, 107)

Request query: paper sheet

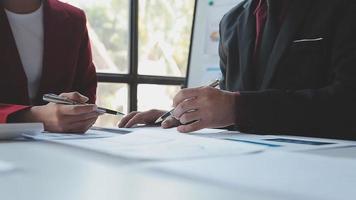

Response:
(125, 126), (226, 134)
(23, 126), (216, 141)
(145, 151), (356, 200)
(23, 128), (129, 140)
(0, 123), (43, 140)
(193, 131), (356, 152)
(47, 129), (266, 160)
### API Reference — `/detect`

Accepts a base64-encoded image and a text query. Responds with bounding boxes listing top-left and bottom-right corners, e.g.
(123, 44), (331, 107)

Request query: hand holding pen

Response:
(118, 79), (241, 133)
(12, 92), (102, 133)
(155, 79), (221, 124)
(167, 79), (239, 133)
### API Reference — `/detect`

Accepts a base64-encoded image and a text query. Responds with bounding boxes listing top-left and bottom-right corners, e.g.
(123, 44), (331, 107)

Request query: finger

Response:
(172, 98), (198, 119)
(177, 120), (205, 133)
(59, 104), (98, 116)
(66, 123), (94, 134)
(62, 111), (101, 124)
(124, 112), (149, 128)
(60, 92), (89, 103)
(173, 88), (201, 107)
(179, 110), (201, 125)
(66, 116), (98, 133)
(118, 111), (139, 128)
(161, 116), (180, 129)
(124, 110), (166, 128)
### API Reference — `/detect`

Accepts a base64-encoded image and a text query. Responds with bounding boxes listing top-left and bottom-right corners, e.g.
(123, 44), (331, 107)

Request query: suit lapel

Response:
(36, 0), (69, 102)
(0, 5), (30, 103)
(260, 0), (311, 89)
(237, 0), (256, 90)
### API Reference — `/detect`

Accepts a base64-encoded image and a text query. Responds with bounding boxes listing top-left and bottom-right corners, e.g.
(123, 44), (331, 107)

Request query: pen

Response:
(154, 79), (221, 124)
(43, 93), (125, 116)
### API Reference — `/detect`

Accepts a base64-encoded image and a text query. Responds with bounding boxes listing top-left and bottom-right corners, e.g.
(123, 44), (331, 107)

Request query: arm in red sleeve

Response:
(0, 104), (30, 123)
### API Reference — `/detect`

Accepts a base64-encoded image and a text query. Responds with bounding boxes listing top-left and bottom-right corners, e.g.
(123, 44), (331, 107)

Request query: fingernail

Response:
(92, 105), (98, 111)
(161, 121), (168, 128)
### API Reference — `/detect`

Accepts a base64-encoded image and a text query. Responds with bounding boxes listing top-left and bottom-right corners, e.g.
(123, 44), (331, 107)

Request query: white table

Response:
(1, 134), (355, 200)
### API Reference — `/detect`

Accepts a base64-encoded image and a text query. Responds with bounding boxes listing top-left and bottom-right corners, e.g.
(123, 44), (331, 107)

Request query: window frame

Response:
(97, 0), (195, 112)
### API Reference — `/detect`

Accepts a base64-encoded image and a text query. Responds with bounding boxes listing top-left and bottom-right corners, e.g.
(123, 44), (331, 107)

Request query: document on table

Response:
(24, 127), (131, 140)
(144, 151), (356, 200)
(23, 126), (223, 142)
(125, 126), (226, 134)
(194, 130), (356, 152)
(43, 128), (266, 161)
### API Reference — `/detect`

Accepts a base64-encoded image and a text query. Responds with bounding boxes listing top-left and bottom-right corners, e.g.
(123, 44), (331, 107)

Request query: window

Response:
(63, 0), (195, 127)
(137, 84), (181, 111)
(138, 0), (194, 77)
(65, 0), (130, 74)
(95, 83), (128, 127)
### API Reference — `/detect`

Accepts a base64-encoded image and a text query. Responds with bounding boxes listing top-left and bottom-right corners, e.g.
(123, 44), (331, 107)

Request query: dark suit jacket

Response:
(0, 0), (97, 123)
(219, 0), (356, 140)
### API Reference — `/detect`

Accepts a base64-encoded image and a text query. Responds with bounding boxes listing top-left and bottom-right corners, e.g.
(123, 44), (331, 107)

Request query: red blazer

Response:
(0, 0), (97, 123)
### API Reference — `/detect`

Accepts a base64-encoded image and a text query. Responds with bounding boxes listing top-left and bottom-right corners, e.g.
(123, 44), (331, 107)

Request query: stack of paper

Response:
(0, 123), (43, 140)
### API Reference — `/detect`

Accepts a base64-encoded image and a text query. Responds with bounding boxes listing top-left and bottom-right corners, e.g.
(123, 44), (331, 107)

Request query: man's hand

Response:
(118, 109), (180, 128)
(13, 92), (101, 133)
(172, 86), (239, 133)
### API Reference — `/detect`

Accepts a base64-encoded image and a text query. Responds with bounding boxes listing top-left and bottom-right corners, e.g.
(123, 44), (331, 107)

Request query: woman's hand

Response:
(13, 92), (101, 133)
(118, 109), (180, 129)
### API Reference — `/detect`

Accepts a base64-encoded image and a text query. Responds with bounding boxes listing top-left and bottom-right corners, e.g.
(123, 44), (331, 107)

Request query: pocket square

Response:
(293, 38), (323, 43)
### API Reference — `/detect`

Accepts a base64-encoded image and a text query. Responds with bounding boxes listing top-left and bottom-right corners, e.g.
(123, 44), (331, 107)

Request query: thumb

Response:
(161, 116), (180, 129)
(60, 92), (89, 104)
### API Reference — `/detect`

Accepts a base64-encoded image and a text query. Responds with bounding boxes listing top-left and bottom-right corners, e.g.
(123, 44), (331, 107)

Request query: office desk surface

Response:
(1, 137), (356, 200)
(0, 141), (300, 200)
